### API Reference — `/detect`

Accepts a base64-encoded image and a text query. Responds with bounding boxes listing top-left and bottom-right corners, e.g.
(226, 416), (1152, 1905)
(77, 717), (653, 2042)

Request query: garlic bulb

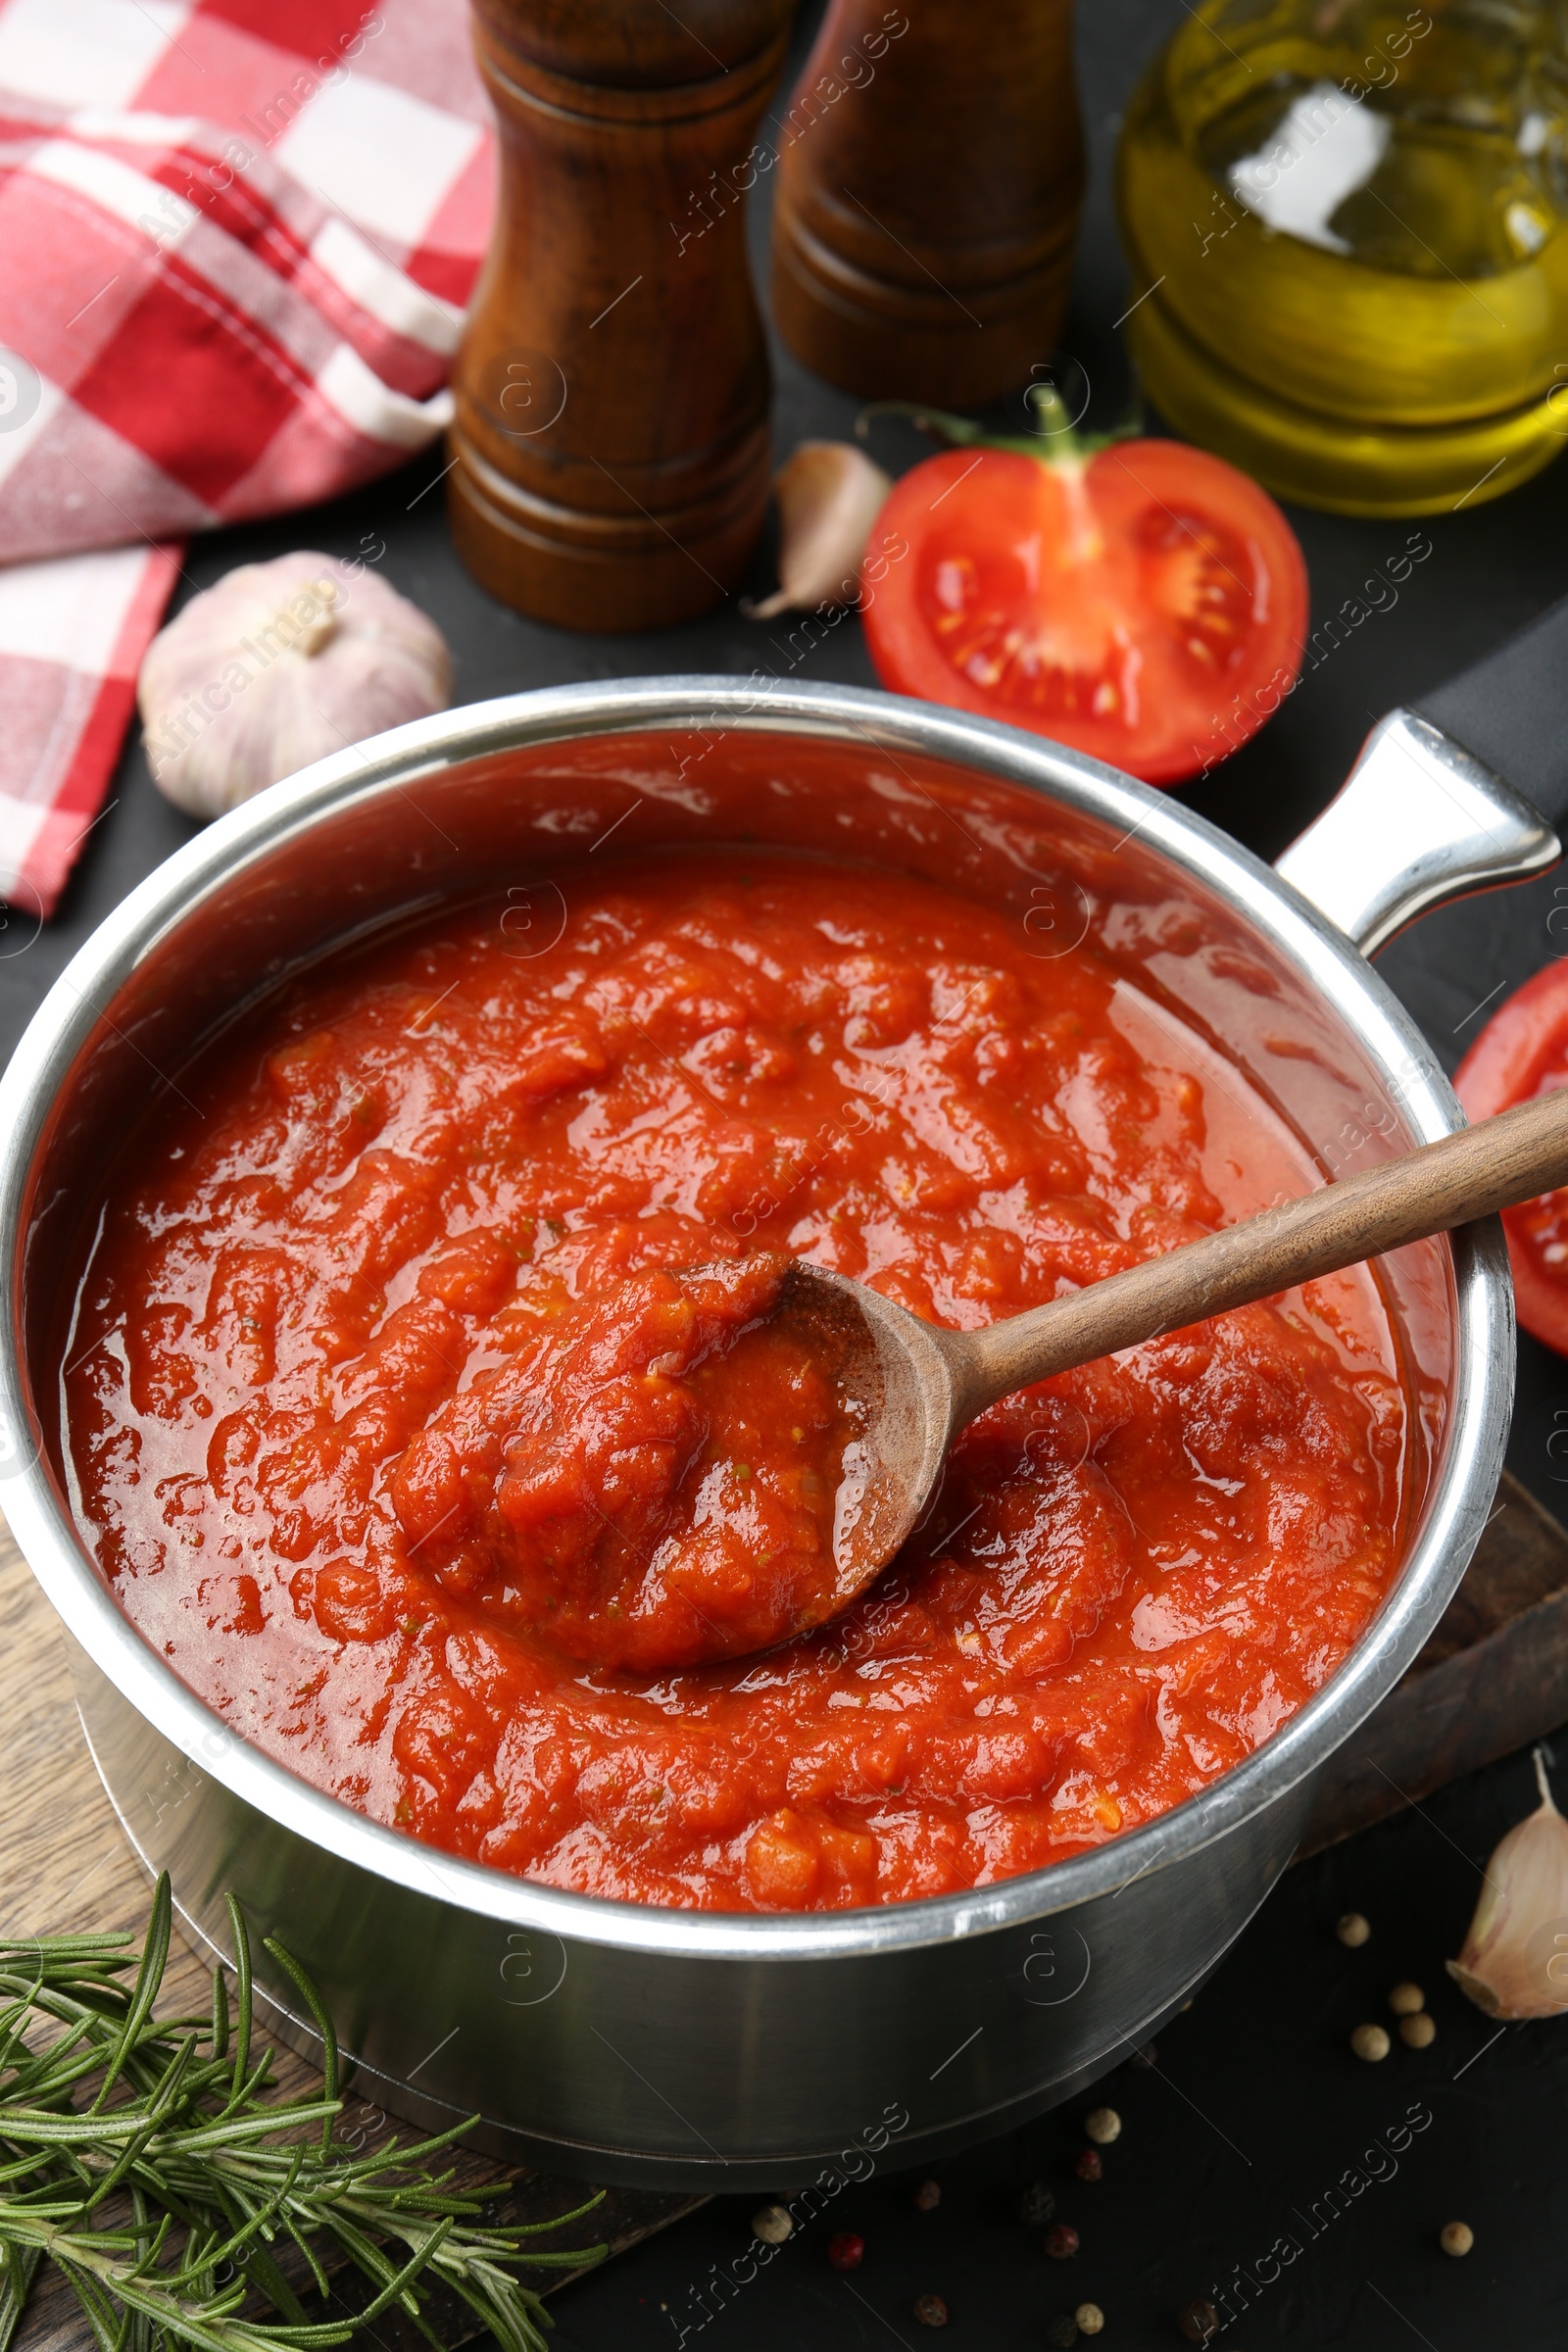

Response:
(139, 551), (451, 819)
(1446, 1746), (1568, 2019)
(749, 441), (892, 619)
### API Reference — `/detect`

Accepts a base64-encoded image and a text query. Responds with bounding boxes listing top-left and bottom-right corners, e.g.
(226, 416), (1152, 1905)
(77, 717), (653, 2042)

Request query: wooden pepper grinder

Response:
(449, 0), (793, 633)
(770, 1), (1085, 407)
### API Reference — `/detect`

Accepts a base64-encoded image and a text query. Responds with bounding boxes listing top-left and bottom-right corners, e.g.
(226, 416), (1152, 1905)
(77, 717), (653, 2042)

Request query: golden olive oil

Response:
(1116, 0), (1568, 514)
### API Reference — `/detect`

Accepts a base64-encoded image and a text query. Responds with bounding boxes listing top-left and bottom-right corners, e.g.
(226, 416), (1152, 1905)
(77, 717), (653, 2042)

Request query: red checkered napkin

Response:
(0, 0), (494, 920)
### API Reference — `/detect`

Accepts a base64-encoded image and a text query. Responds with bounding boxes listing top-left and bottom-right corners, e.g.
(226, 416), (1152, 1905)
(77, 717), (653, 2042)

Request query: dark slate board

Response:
(9, 2), (1568, 2345)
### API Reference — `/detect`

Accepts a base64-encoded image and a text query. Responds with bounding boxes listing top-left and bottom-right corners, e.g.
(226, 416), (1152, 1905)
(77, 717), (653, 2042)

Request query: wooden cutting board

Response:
(6, 1469), (1568, 2344)
(0, 1512), (706, 2352)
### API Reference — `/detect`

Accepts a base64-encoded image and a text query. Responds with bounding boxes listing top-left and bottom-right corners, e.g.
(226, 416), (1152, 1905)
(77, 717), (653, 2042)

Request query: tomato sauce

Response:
(65, 854), (1407, 1911)
(390, 1251), (863, 1672)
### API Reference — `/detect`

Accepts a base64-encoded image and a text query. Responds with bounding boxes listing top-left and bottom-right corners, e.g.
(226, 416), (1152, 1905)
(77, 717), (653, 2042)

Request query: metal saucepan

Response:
(1, 626), (1565, 2189)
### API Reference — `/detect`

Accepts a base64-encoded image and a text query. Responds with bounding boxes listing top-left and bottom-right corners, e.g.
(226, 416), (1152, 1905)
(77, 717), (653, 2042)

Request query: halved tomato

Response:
(860, 432), (1308, 785)
(1455, 959), (1568, 1355)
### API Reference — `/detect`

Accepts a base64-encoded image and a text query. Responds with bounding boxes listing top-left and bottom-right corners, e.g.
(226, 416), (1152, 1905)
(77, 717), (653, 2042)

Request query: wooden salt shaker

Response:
(770, 1), (1085, 407)
(449, 0), (792, 633)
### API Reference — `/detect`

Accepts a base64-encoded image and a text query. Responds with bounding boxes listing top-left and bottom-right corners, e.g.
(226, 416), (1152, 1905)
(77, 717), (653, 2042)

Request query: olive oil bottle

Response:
(1116, 0), (1568, 514)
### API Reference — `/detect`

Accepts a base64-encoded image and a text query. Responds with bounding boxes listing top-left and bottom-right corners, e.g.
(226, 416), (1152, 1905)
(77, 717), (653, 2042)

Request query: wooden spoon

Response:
(772, 1084), (1568, 1641)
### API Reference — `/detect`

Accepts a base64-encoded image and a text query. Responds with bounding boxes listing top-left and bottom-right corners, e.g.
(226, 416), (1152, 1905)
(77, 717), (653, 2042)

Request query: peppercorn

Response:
(1399, 2012), (1437, 2048)
(1046, 2223), (1081, 2259)
(1018, 2180), (1056, 2228)
(1388, 1982), (1424, 2016)
(1046, 2318), (1079, 2348)
(1440, 2221), (1474, 2258)
(752, 2203), (793, 2244)
(1084, 2105), (1121, 2144)
(913, 2292), (949, 2326)
(827, 2231), (863, 2272)
(1076, 2306), (1104, 2337)
(1178, 2298), (1219, 2343)
(912, 2179), (941, 2211)
(1350, 2023), (1391, 2062)
(1074, 2146), (1103, 2182)
(1337, 1911), (1371, 1947)
(1129, 2039), (1157, 2068)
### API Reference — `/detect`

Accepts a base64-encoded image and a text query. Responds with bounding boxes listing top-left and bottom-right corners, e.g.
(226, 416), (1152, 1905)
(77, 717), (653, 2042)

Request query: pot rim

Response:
(0, 674), (1513, 1962)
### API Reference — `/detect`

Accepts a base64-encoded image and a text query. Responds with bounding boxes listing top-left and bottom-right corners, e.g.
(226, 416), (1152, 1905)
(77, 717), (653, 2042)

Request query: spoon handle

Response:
(956, 1085), (1568, 1414)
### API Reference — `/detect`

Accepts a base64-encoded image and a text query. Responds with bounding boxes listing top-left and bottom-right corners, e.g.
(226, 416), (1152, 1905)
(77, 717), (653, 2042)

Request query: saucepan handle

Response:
(1274, 595), (1568, 955)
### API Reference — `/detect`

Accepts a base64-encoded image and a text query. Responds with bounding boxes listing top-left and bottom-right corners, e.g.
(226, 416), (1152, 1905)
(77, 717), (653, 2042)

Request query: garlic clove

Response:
(139, 551), (451, 820)
(748, 441), (892, 619)
(1446, 1746), (1568, 2019)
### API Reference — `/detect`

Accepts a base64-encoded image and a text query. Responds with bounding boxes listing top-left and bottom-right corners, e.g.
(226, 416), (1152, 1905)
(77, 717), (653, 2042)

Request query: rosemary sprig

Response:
(0, 1878), (604, 2352)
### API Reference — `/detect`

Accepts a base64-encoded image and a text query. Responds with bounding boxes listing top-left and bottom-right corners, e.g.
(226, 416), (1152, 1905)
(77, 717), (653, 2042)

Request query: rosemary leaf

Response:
(0, 1878), (605, 2352)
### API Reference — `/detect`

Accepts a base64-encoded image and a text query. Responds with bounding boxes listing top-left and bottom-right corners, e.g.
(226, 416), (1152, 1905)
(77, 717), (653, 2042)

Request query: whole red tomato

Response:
(1455, 960), (1568, 1355)
(859, 407), (1308, 786)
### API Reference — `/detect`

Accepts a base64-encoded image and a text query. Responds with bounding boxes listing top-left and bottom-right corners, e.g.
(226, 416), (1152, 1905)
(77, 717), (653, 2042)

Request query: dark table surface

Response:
(7, 3), (1568, 2345)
